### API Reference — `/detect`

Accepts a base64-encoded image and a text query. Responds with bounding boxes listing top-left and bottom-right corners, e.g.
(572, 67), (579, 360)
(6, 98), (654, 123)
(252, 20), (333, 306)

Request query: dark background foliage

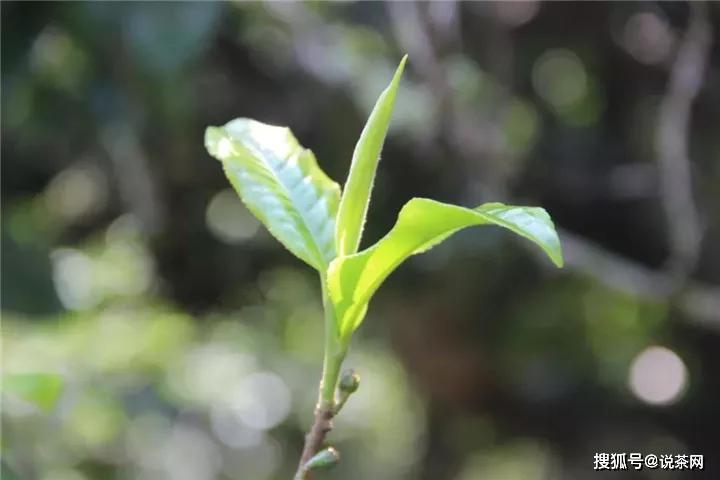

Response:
(2, 2), (719, 479)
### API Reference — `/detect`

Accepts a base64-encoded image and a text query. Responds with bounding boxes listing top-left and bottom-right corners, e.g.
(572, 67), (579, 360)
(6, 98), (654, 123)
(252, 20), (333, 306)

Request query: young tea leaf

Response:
(328, 198), (563, 338)
(205, 119), (340, 271)
(335, 55), (407, 257)
(3, 373), (63, 411)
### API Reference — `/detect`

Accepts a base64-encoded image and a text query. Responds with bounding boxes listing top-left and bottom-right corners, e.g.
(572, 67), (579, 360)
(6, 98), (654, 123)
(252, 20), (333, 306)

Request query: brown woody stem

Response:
(295, 407), (335, 479)
(294, 276), (346, 479)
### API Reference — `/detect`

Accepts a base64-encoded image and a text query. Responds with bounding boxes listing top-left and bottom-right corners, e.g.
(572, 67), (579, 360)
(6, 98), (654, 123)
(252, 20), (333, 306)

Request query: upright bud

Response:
(339, 369), (360, 394)
(334, 369), (360, 414)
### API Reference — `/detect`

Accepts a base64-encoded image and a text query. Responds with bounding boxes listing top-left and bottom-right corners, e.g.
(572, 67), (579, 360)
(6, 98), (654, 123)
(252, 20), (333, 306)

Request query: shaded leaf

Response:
(328, 198), (563, 337)
(335, 55), (407, 256)
(206, 119), (340, 270)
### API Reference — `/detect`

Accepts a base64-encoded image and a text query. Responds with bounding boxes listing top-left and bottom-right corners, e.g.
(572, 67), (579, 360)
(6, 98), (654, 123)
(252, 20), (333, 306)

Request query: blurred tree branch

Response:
(100, 122), (165, 235)
(386, 1), (720, 331)
(561, 227), (720, 330)
(655, 1), (712, 283)
(387, 1), (509, 196)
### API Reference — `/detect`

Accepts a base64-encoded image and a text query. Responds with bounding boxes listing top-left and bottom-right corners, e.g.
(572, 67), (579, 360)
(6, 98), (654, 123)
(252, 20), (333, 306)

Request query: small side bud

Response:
(334, 369), (360, 414)
(339, 369), (360, 394)
(304, 447), (340, 470)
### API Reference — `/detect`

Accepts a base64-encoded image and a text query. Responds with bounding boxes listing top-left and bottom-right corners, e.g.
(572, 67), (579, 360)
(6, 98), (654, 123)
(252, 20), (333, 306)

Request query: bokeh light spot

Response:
(210, 407), (264, 449)
(532, 49), (587, 110)
(229, 372), (291, 431)
(44, 163), (107, 224)
(623, 12), (673, 65)
(502, 98), (540, 154)
(629, 346), (688, 405)
(30, 25), (88, 91)
(161, 425), (222, 480)
(205, 189), (260, 244)
(495, 1), (540, 27)
(51, 248), (96, 310)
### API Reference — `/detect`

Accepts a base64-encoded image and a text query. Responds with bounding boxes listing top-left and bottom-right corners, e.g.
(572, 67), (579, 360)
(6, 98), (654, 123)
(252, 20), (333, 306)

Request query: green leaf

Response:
(3, 373), (63, 411)
(335, 55), (407, 257)
(205, 119), (341, 270)
(328, 198), (563, 337)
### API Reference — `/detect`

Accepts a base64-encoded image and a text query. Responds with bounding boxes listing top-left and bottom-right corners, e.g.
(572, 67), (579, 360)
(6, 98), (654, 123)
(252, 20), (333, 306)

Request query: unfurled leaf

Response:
(205, 119), (340, 270)
(3, 373), (63, 411)
(335, 55), (407, 257)
(328, 198), (563, 337)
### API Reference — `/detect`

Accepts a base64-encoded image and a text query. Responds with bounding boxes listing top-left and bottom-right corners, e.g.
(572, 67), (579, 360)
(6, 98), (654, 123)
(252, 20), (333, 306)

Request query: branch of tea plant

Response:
(295, 279), (347, 479)
(296, 406), (335, 480)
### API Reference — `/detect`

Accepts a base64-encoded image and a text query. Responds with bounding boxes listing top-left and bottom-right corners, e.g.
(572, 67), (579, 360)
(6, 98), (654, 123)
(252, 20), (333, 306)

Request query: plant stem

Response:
(294, 277), (346, 479)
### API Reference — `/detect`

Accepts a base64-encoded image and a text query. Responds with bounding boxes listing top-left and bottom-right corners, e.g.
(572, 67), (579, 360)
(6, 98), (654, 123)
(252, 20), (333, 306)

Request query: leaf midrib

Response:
(239, 130), (334, 267)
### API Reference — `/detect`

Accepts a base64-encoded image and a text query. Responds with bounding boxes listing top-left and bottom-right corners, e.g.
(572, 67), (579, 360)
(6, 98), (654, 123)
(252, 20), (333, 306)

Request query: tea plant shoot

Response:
(205, 55), (563, 479)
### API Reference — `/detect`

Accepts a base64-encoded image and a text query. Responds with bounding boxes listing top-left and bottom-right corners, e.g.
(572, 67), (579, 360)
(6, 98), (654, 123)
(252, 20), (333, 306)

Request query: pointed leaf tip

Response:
(329, 199), (564, 337)
(335, 56), (408, 257)
(396, 54), (408, 77)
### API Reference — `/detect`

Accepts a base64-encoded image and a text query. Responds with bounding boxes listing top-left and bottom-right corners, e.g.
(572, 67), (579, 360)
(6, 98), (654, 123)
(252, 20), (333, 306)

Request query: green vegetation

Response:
(6, 3), (715, 479)
(205, 57), (563, 478)
(2, 373), (63, 412)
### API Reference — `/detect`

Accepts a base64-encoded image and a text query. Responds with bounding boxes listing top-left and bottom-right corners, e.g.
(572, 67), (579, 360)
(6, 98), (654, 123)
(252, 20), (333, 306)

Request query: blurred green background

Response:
(2, 2), (719, 479)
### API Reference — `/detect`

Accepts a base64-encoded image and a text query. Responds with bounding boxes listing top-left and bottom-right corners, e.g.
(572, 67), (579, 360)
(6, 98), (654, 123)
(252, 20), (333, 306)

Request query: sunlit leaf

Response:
(205, 119), (340, 270)
(328, 198), (563, 337)
(3, 373), (63, 411)
(335, 55), (407, 257)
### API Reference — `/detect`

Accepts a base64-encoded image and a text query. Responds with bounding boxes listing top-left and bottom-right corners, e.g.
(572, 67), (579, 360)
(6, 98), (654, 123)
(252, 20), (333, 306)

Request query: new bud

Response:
(339, 369), (360, 393)
(304, 447), (340, 470)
